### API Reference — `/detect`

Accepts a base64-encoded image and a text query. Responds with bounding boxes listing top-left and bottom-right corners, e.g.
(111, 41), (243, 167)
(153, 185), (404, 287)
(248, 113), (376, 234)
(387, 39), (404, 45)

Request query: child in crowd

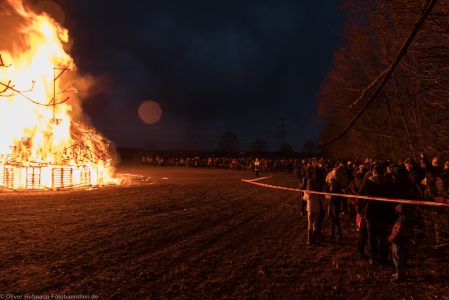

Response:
(388, 204), (412, 282)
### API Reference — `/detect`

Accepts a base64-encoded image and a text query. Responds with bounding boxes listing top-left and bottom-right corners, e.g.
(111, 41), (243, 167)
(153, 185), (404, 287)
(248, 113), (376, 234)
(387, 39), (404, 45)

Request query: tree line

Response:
(318, 0), (448, 159)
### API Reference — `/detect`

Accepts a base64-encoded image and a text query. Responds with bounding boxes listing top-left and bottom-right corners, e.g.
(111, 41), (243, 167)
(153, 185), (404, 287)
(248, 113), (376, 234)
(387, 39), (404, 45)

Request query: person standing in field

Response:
(304, 160), (326, 245)
(299, 161), (309, 216)
(359, 164), (396, 265)
(304, 177), (324, 245)
(254, 158), (260, 177)
(231, 158), (237, 170)
(326, 166), (344, 240)
(389, 204), (412, 282)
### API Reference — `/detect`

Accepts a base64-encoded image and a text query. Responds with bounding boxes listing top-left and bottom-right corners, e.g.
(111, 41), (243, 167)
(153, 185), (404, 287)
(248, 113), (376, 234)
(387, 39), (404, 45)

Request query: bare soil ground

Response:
(0, 166), (448, 299)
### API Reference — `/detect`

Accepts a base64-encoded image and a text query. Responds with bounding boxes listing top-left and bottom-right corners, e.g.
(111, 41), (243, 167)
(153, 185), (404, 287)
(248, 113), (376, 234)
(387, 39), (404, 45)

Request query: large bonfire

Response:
(0, 0), (115, 190)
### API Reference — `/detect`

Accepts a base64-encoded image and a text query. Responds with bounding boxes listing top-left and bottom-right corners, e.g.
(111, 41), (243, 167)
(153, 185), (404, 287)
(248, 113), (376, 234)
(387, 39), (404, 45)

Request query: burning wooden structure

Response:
(0, 0), (115, 190)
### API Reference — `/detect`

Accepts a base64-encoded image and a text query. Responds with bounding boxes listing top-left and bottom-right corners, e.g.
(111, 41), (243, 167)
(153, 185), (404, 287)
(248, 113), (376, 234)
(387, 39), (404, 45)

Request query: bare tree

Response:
(318, 0), (449, 159)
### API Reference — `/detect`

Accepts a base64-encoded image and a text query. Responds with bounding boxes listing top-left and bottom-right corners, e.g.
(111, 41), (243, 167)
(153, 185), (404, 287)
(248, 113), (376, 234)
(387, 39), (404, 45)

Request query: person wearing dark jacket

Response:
(358, 164), (396, 265)
(299, 162), (309, 216)
(404, 158), (424, 199)
(420, 154), (443, 200)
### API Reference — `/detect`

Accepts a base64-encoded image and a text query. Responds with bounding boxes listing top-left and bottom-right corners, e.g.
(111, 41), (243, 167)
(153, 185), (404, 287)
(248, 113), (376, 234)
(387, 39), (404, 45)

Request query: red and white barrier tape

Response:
(241, 177), (449, 207)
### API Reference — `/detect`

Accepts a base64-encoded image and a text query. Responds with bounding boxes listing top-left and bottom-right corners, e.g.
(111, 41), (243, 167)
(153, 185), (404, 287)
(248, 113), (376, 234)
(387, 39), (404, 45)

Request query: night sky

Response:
(42, 0), (343, 151)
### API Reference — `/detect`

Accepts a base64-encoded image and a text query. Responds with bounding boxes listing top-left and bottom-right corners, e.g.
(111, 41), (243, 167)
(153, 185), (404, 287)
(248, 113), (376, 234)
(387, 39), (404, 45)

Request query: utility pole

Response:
(274, 115), (287, 149)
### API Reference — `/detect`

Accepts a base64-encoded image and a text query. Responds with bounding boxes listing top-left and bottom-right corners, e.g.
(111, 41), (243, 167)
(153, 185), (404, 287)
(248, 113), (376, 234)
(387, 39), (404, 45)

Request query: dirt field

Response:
(0, 166), (448, 299)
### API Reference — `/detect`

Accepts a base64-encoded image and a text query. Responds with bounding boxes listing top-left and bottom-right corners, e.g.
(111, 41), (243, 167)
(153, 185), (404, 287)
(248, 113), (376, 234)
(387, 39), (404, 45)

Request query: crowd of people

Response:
(297, 155), (449, 282)
(140, 154), (298, 173)
(139, 152), (449, 282)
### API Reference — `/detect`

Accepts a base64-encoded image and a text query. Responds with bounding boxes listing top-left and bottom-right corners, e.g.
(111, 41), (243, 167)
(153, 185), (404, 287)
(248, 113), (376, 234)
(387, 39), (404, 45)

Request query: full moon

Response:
(138, 100), (162, 125)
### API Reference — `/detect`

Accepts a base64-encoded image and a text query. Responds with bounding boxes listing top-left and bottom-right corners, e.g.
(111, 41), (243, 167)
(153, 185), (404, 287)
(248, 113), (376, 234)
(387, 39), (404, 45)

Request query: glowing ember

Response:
(0, 0), (115, 190)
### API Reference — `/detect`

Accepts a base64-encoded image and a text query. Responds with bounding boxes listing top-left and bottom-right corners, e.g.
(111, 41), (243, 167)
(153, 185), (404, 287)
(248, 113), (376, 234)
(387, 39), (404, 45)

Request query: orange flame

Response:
(0, 0), (115, 189)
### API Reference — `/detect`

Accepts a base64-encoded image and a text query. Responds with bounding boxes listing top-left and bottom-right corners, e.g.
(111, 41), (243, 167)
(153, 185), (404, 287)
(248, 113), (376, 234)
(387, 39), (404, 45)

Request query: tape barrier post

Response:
(241, 177), (449, 207)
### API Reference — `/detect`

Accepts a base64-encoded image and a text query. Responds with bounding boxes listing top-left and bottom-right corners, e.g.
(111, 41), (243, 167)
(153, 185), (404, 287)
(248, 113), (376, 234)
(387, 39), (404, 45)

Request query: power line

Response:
(274, 115), (288, 147)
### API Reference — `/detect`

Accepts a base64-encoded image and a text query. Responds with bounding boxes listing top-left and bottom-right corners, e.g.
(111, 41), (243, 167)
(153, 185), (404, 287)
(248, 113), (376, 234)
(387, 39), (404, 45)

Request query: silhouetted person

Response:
(359, 164), (396, 265)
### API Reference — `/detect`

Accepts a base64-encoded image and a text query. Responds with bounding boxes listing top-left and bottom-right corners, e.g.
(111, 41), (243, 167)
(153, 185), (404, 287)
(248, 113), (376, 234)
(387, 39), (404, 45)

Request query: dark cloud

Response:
(45, 0), (343, 150)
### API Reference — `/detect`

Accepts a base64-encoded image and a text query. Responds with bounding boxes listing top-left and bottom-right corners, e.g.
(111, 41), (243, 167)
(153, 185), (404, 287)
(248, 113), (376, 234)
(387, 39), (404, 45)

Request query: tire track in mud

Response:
(137, 189), (303, 298)
(109, 191), (275, 270)
(25, 183), (268, 295)
(92, 183), (288, 297)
